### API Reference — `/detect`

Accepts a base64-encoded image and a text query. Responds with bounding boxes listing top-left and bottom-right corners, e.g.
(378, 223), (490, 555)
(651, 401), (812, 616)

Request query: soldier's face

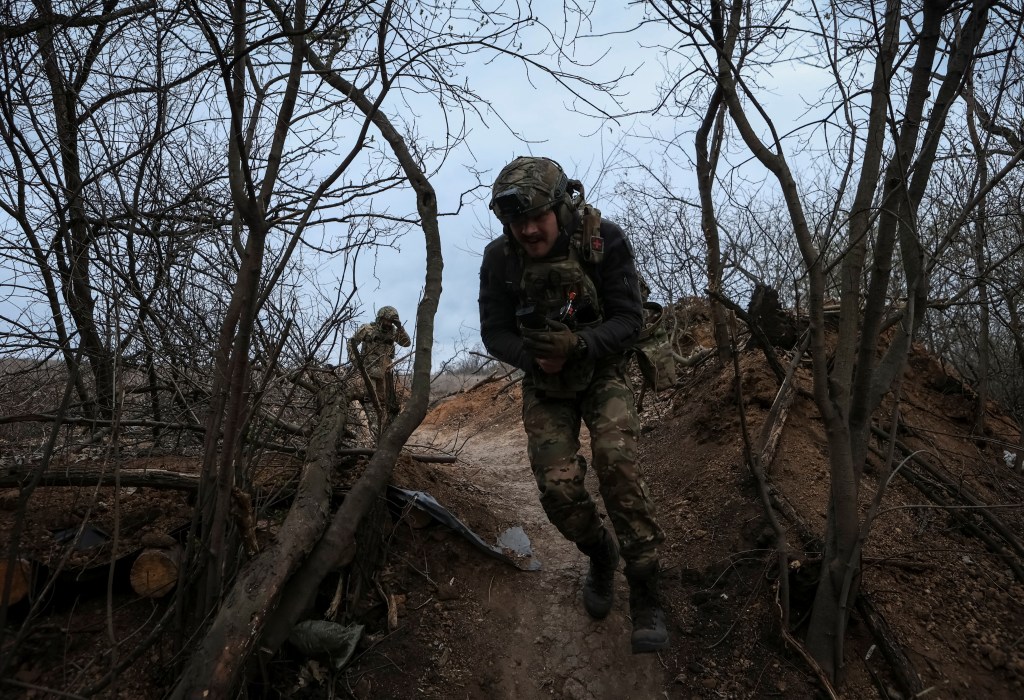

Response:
(509, 209), (559, 258)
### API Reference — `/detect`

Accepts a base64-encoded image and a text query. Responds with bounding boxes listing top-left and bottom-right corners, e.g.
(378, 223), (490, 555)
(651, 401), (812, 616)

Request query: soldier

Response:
(478, 156), (668, 653)
(347, 305), (411, 417)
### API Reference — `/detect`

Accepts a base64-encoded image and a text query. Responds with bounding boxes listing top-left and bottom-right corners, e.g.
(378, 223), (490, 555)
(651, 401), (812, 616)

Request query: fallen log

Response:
(757, 333), (809, 475)
(130, 546), (183, 598)
(856, 595), (925, 697)
(336, 448), (456, 463)
(870, 427), (1024, 579)
(167, 380), (345, 699)
(0, 469), (200, 491)
(0, 453), (454, 493)
(0, 558), (32, 606)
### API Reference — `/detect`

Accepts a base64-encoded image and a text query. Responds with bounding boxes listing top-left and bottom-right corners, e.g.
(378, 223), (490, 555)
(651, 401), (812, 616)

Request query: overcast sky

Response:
(348, 3), (832, 370)
(348, 4), (683, 367)
(0, 2), (834, 371)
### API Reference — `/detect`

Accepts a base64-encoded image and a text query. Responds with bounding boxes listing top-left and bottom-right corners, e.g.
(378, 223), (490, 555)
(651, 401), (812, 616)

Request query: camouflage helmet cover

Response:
(489, 156), (572, 226)
(376, 305), (400, 322)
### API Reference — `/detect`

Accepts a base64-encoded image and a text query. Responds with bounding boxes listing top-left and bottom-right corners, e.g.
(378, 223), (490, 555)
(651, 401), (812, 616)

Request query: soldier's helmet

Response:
(489, 156), (576, 232)
(376, 305), (400, 323)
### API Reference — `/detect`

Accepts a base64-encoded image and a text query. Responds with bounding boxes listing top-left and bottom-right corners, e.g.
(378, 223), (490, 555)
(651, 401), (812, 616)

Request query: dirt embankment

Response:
(4, 329), (1024, 699)
(353, 341), (1024, 700)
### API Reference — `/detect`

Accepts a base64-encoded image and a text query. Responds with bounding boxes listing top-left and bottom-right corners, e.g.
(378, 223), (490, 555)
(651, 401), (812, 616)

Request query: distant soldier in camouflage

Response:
(478, 156), (668, 653)
(348, 305), (411, 417)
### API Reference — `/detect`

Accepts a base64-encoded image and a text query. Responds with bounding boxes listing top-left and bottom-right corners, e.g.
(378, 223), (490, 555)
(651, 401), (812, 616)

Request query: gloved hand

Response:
(522, 319), (578, 359)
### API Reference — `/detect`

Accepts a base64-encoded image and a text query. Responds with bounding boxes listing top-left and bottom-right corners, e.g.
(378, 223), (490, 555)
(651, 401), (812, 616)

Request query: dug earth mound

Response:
(3, 317), (1023, 698)
(343, 334), (1024, 698)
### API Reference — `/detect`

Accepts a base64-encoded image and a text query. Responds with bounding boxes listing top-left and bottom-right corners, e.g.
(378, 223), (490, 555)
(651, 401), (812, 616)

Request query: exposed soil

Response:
(343, 329), (1024, 699)
(3, 311), (1024, 699)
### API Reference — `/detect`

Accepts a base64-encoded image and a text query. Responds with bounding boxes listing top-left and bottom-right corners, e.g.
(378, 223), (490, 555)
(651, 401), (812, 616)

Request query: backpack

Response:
(577, 204), (677, 391)
(634, 301), (677, 391)
(511, 203), (678, 393)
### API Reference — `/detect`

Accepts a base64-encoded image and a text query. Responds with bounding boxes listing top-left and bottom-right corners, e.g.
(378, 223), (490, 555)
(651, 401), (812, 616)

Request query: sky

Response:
(347, 3), (685, 367)
(348, 2), (834, 370)
(0, 1), (837, 372)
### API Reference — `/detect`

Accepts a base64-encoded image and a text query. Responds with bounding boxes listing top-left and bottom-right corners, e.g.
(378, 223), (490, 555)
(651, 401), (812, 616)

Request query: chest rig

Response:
(511, 204), (606, 397)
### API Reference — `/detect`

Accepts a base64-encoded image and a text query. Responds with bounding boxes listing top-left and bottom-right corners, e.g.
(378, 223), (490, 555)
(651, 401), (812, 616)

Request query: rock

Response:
(1006, 658), (1024, 678)
(989, 649), (1009, 668)
(561, 678), (589, 700)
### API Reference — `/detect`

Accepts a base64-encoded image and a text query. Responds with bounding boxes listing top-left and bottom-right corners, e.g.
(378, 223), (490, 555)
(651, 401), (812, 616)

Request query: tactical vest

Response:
(356, 324), (398, 378)
(512, 205), (607, 397)
(509, 204), (677, 396)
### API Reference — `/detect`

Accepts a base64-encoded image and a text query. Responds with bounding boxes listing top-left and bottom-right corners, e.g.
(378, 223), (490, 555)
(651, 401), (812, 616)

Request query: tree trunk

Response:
(188, 0), (300, 619)
(169, 382), (346, 699)
(696, 0), (737, 360)
(35, 0), (115, 418)
(965, 75), (990, 436)
(253, 11), (444, 661)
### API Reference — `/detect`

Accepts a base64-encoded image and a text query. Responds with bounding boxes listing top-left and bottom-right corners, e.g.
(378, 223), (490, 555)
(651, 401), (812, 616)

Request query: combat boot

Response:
(577, 527), (619, 619)
(626, 564), (669, 653)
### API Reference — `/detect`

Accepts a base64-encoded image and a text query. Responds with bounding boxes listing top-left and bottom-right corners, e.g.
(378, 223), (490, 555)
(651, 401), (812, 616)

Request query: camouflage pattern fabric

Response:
(348, 317), (411, 380)
(348, 310), (411, 423)
(489, 156), (573, 228)
(521, 358), (665, 571)
(518, 250), (603, 397)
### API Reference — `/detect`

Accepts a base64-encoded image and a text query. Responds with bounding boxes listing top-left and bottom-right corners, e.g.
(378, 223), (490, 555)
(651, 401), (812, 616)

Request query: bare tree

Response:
(160, 1), (627, 696)
(638, 0), (1023, 684)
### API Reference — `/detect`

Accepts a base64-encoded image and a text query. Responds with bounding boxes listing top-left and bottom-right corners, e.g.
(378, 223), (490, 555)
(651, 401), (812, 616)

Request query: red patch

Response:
(591, 236), (604, 252)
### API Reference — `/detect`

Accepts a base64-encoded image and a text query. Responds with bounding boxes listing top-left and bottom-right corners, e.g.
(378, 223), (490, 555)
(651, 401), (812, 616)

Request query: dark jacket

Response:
(478, 218), (644, 373)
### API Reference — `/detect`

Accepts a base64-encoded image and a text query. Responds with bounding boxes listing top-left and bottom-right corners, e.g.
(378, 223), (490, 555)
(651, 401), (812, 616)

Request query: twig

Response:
(706, 557), (771, 649)
(729, 320), (792, 629)
(774, 584), (840, 700)
(1, 679), (88, 700)
(874, 424), (1024, 561)
(494, 373), (524, 398)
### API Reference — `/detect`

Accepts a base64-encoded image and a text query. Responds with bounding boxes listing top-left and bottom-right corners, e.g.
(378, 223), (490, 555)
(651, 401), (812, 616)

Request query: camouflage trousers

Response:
(522, 358), (665, 573)
(368, 373), (397, 411)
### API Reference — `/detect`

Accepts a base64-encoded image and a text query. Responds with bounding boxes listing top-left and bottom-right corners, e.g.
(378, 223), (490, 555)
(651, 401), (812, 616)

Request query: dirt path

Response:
(407, 402), (671, 699)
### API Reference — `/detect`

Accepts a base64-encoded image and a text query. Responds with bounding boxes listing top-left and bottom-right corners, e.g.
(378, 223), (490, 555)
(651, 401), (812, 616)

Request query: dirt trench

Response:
(366, 390), (672, 699)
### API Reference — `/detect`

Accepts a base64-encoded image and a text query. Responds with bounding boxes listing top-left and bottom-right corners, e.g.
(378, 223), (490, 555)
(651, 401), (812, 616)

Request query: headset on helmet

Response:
(489, 156), (584, 233)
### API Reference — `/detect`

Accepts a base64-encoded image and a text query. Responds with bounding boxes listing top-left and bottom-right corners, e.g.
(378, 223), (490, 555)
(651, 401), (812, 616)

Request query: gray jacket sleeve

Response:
(575, 220), (644, 359)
